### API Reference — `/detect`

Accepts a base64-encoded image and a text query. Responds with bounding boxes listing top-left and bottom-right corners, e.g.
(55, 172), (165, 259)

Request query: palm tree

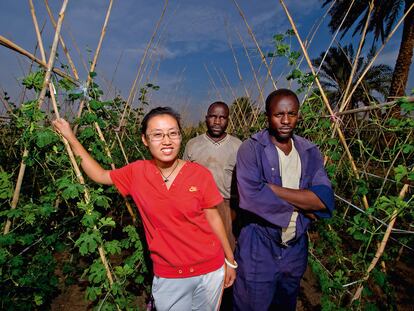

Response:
(313, 44), (393, 108)
(323, 0), (414, 98)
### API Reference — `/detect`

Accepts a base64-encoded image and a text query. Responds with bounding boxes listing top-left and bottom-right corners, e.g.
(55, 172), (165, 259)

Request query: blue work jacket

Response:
(236, 129), (335, 241)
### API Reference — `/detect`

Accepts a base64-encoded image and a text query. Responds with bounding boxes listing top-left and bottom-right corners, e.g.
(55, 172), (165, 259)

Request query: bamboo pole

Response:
(0, 35), (77, 84)
(339, 1), (374, 112)
(352, 168), (413, 301)
(203, 63), (237, 131)
(324, 99), (405, 117)
(29, 0), (47, 62)
(225, 23), (259, 128)
(204, 63), (224, 101)
(74, 0), (114, 122)
(219, 67), (249, 132)
(232, 0), (277, 91)
(44, 0), (79, 80)
(106, 50), (124, 99)
(64, 22), (89, 73)
(118, 0), (169, 131)
(312, 0), (356, 81)
(376, 130), (413, 200)
(279, 0), (370, 210)
(235, 28), (265, 122)
(28, 0), (116, 288)
(0, 88), (13, 114)
(4, 0), (69, 235)
(65, 0), (136, 222)
(226, 24), (250, 101)
(341, 2), (414, 112)
(213, 64), (245, 130)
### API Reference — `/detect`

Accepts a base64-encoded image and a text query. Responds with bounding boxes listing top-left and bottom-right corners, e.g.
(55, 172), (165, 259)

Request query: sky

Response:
(0, 0), (412, 124)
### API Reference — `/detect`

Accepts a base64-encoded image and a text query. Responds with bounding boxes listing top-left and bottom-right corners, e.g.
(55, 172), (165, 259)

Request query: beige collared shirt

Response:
(275, 140), (301, 243)
(183, 133), (242, 199)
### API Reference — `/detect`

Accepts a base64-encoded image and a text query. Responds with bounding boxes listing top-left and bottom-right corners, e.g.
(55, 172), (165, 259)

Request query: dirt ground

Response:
(49, 265), (331, 311)
(51, 260), (414, 311)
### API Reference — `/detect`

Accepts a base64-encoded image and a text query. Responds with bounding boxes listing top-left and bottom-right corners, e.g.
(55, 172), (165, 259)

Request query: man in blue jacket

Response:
(233, 89), (334, 311)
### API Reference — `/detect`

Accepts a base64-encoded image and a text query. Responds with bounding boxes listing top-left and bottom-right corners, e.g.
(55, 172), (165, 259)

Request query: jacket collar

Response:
(251, 129), (315, 154)
(252, 129), (317, 181)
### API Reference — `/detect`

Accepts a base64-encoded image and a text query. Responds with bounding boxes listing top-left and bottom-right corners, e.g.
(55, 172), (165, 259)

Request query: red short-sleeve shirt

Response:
(110, 160), (224, 278)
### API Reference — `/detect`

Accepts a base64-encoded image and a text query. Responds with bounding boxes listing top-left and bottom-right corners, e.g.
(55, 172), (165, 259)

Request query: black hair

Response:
(207, 101), (229, 113)
(265, 89), (300, 115)
(141, 106), (182, 134)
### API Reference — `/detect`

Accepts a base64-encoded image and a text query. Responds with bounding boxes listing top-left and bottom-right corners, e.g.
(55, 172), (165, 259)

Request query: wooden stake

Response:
(119, 0), (169, 131)
(28, 0), (116, 289)
(4, 0), (69, 235)
(279, 0), (370, 210)
(232, 0), (277, 91)
(0, 35), (77, 84)
(352, 168), (413, 302)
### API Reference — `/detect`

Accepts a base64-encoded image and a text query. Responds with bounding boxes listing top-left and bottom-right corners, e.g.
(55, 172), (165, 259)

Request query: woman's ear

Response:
(142, 134), (149, 147)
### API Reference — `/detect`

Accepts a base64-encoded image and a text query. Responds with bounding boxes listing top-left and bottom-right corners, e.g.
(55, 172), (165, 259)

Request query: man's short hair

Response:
(208, 101), (229, 112)
(265, 89), (300, 115)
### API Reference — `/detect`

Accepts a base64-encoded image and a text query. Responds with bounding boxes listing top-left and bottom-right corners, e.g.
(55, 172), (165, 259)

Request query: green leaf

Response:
(62, 183), (83, 200)
(289, 51), (301, 61)
(81, 211), (101, 228)
(0, 234), (16, 247)
(18, 233), (36, 246)
(89, 99), (104, 110)
(400, 101), (414, 112)
(94, 194), (111, 209)
(327, 138), (338, 146)
(372, 269), (386, 287)
(114, 264), (134, 278)
(402, 144), (414, 154)
(79, 112), (98, 125)
(34, 294), (43, 306)
(356, 179), (368, 196)
(88, 261), (106, 284)
(329, 151), (341, 161)
(111, 282), (123, 296)
(89, 71), (97, 78)
(273, 34), (284, 42)
(69, 92), (83, 100)
(58, 78), (76, 91)
(86, 286), (102, 301)
(79, 127), (95, 139)
(105, 240), (121, 255)
(352, 230), (368, 242)
(35, 129), (59, 148)
(285, 29), (295, 36)
(75, 231), (101, 255)
(22, 71), (45, 92)
(276, 43), (290, 57)
(0, 248), (9, 265)
(0, 172), (13, 199)
(99, 217), (116, 228)
(287, 69), (302, 80)
(394, 165), (407, 183)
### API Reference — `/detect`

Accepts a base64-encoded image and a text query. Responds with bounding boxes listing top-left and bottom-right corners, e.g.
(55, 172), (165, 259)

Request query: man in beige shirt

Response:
(183, 101), (242, 250)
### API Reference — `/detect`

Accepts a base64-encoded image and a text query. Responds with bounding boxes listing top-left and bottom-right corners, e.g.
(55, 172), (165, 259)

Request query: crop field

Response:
(0, 1), (413, 310)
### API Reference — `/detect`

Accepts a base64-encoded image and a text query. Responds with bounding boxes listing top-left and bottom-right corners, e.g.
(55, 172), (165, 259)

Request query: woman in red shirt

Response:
(53, 107), (236, 311)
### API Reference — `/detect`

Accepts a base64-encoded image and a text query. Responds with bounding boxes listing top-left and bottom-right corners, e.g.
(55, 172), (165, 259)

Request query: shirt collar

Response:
(204, 133), (229, 146)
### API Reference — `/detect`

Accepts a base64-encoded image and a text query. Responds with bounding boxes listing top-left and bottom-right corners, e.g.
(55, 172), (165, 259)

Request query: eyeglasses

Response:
(147, 130), (181, 142)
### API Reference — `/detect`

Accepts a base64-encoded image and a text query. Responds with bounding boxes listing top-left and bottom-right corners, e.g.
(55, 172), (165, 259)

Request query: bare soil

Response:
(51, 258), (414, 311)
